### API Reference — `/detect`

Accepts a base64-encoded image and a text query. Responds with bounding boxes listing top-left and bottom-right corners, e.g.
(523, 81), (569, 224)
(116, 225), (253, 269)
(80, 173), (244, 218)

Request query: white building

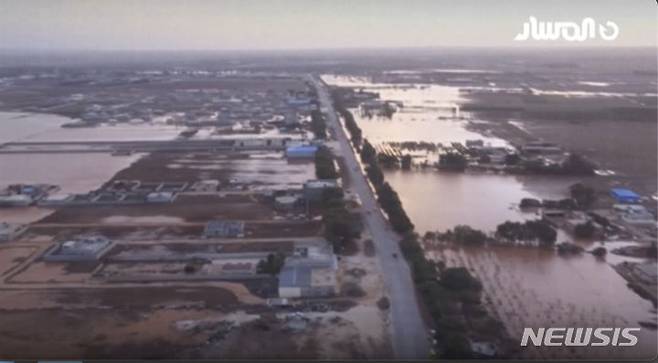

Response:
(278, 243), (337, 298)
(0, 223), (27, 242)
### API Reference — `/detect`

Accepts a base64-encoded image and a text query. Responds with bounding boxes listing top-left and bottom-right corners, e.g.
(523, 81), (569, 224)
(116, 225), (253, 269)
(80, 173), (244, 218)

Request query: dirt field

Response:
(0, 285), (245, 359)
(468, 117), (657, 196)
(0, 246), (37, 277)
(36, 195), (275, 224)
(523, 119), (657, 195)
(464, 89), (657, 196)
(108, 152), (233, 183)
(201, 308), (393, 359)
(26, 220), (321, 241)
(0, 308), (227, 359)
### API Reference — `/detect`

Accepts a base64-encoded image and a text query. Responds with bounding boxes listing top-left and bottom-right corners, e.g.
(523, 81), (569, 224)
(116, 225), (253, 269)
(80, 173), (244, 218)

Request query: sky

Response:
(0, 0), (655, 50)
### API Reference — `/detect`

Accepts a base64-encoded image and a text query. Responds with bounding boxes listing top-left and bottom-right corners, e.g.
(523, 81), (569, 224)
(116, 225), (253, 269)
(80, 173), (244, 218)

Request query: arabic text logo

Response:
(514, 17), (619, 42)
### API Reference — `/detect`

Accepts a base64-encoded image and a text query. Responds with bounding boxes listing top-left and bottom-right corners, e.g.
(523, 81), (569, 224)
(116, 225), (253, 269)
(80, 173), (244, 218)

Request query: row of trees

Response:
(443, 225), (489, 245)
(314, 146), (338, 180)
(330, 90), (502, 358)
(312, 144), (361, 253)
(339, 107), (362, 147)
(331, 90), (363, 148)
(321, 188), (362, 254)
(360, 140), (415, 233)
(310, 109), (327, 140)
(496, 219), (557, 246)
(358, 137), (486, 356)
(376, 182), (415, 234)
(400, 233), (491, 359)
(569, 182), (597, 209)
(426, 221), (559, 249)
(520, 182), (597, 212)
(522, 153), (597, 176)
(438, 152), (468, 171)
(257, 252), (286, 275)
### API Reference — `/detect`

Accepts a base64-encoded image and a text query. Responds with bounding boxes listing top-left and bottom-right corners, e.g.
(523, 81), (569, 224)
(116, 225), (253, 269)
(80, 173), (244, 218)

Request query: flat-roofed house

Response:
(610, 188), (641, 204)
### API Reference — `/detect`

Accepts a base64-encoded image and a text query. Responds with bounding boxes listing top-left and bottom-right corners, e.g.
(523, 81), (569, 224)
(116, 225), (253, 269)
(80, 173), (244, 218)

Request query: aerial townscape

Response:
(0, 1), (656, 362)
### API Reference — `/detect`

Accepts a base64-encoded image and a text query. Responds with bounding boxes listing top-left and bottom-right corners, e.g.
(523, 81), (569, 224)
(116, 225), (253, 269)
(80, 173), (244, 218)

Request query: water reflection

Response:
(0, 112), (68, 143)
(430, 244), (657, 360)
(323, 73), (657, 359)
(385, 169), (564, 233)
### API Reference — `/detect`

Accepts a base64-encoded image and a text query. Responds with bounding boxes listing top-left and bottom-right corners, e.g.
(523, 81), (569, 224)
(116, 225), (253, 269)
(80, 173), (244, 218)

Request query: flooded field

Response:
(430, 244), (656, 360)
(0, 112), (181, 143)
(0, 112), (70, 143)
(0, 153), (143, 194)
(21, 123), (182, 142)
(0, 206), (54, 224)
(385, 170), (569, 233)
(324, 73), (658, 359)
(169, 152), (315, 188)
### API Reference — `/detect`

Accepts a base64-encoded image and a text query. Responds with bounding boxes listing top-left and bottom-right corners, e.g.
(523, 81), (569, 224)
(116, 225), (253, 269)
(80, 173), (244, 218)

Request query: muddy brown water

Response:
(323, 74), (658, 359)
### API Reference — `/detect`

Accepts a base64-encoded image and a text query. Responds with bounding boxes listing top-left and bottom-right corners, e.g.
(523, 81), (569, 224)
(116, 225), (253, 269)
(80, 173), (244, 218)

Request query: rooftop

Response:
(204, 220), (245, 237)
(279, 265), (312, 288)
(275, 195), (299, 204)
(611, 188), (640, 199)
(286, 145), (318, 152)
(305, 179), (339, 189)
(45, 235), (114, 260)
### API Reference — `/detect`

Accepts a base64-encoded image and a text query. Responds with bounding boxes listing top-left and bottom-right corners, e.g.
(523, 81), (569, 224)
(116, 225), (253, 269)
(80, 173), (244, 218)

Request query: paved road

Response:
(311, 76), (430, 359)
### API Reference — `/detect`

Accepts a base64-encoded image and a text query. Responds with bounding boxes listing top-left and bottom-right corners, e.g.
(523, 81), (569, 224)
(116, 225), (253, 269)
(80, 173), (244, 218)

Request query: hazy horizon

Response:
(1, 0), (656, 51)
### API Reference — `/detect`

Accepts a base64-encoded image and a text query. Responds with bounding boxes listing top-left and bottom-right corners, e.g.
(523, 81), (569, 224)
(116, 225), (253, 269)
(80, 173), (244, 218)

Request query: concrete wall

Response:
(301, 285), (336, 298)
(279, 287), (302, 298)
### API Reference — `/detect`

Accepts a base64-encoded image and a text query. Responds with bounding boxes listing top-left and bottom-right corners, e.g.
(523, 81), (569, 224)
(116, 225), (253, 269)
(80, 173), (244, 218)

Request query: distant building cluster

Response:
(204, 220), (245, 238)
(43, 235), (114, 262)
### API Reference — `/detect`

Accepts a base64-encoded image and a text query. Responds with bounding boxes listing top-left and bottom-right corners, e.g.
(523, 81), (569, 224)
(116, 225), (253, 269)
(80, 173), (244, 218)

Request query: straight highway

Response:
(311, 75), (430, 359)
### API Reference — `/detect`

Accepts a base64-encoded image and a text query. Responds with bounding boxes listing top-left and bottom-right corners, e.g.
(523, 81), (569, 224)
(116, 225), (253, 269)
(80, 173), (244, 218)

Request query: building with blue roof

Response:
(285, 145), (318, 159)
(610, 188), (641, 204)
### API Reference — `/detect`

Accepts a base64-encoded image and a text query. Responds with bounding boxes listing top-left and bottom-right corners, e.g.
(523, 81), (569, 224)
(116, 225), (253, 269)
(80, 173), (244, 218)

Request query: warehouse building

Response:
(43, 235), (114, 261)
(204, 220), (245, 238)
(285, 145), (318, 159)
(277, 243), (337, 298)
(303, 179), (340, 202)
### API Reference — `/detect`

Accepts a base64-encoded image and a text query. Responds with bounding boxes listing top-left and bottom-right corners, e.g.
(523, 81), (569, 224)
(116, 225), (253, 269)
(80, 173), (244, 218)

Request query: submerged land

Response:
(0, 48), (656, 360)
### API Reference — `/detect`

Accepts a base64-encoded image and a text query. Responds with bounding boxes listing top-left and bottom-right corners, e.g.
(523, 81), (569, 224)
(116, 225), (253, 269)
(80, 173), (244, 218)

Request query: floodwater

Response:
(322, 75), (507, 147)
(0, 112), (153, 223)
(358, 112), (504, 146)
(323, 74), (658, 359)
(169, 153), (315, 188)
(0, 111), (186, 193)
(0, 112), (68, 144)
(0, 206), (54, 224)
(430, 244), (657, 360)
(0, 152), (142, 224)
(385, 170), (565, 233)
(0, 112), (182, 143)
(0, 152), (142, 194)
(20, 122), (182, 142)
